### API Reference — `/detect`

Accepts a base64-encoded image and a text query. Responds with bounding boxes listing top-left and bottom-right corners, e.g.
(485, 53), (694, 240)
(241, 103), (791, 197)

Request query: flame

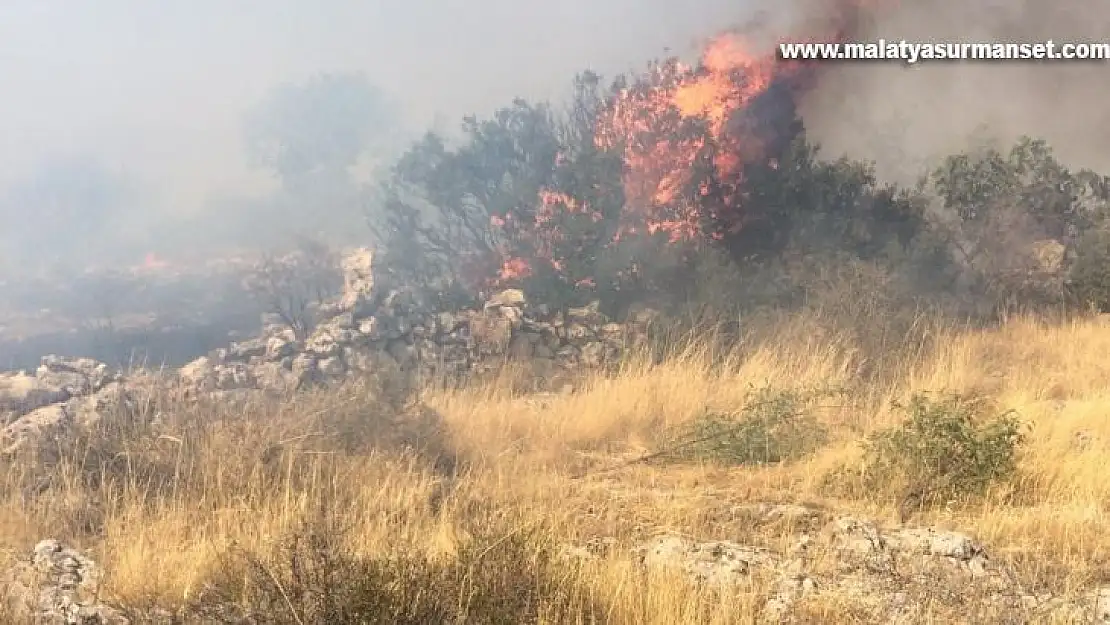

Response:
(591, 32), (798, 247)
(481, 5), (872, 291)
(142, 252), (168, 270)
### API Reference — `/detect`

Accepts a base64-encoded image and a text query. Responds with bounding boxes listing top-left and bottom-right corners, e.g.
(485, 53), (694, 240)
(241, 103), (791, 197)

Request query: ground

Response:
(3, 309), (1110, 623)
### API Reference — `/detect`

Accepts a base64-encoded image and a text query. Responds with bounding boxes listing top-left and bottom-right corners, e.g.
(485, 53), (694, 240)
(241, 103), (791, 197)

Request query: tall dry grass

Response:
(3, 302), (1110, 622)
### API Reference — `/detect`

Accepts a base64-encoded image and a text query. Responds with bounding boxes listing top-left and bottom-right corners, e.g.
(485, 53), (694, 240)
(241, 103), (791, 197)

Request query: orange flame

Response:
(592, 32), (794, 245)
(482, 18), (854, 290)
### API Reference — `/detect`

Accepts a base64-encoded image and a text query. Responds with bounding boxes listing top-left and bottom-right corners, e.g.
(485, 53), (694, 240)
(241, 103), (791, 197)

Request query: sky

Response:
(0, 0), (746, 216)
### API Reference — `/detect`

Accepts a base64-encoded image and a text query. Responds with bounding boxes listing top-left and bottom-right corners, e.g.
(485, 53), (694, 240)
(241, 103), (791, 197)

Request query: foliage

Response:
(192, 511), (602, 624)
(370, 72), (630, 308)
(366, 44), (1110, 318)
(242, 237), (342, 341)
(829, 394), (1025, 510)
(1068, 227), (1110, 311)
(653, 387), (830, 466)
(923, 137), (1110, 308)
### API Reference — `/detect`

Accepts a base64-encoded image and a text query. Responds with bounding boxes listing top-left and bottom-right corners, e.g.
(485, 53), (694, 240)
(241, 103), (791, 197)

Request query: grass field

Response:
(3, 306), (1110, 623)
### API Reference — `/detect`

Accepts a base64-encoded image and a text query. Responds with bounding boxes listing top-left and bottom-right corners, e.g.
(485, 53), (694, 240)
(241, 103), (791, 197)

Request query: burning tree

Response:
(369, 73), (628, 307)
(370, 30), (927, 312)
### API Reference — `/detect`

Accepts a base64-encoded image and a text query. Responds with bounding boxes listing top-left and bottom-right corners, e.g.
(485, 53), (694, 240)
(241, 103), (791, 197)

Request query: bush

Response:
(827, 393), (1025, 512)
(1068, 228), (1110, 311)
(191, 510), (602, 624)
(653, 387), (830, 466)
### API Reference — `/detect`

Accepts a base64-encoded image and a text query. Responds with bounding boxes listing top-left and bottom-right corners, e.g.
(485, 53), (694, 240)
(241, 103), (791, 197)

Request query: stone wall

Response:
(0, 248), (660, 453)
(179, 282), (658, 398)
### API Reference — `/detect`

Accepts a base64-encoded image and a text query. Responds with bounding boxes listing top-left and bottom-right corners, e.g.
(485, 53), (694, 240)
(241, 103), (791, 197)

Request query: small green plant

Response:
(832, 393), (1025, 510)
(654, 387), (830, 466)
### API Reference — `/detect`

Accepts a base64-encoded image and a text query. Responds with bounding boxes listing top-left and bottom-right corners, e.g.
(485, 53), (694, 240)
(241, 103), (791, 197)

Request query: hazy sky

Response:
(0, 0), (747, 215)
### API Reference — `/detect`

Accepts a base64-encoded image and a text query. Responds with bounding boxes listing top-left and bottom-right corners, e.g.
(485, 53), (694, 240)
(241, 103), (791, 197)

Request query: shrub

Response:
(828, 393), (1025, 512)
(653, 387), (830, 466)
(242, 236), (342, 341)
(1068, 227), (1110, 311)
(190, 510), (601, 624)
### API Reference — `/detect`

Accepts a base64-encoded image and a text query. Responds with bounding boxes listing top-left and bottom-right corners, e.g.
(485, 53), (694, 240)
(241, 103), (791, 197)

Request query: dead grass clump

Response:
(189, 506), (603, 625)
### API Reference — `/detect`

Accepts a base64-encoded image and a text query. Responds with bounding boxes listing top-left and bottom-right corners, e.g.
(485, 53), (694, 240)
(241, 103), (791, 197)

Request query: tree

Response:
(371, 59), (931, 312)
(244, 72), (396, 194)
(242, 237), (343, 341)
(924, 137), (1110, 307)
(369, 72), (636, 308)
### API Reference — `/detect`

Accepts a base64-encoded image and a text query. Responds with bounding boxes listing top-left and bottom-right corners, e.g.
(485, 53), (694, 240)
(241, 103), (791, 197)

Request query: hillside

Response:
(3, 289), (1110, 622)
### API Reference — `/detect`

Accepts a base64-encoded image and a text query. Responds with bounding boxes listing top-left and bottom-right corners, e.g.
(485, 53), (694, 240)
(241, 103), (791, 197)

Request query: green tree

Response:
(924, 137), (1110, 307)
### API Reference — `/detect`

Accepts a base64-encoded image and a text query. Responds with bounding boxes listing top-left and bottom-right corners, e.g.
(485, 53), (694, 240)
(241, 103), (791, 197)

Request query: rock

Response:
(290, 353), (318, 386)
(498, 304), (524, 330)
(579, 341), (606, 367)
(213, 363), (255, 390)
(567, 300), (606, 325)
(337, 247), (375, 314)
(2, 404), (70, 454)
(634, 535), (777, 585)
(437, 312), (461, 334)
(317, 357), (346, 378)
(178, 357), (215, 390)
(343, 347), (375, 374)
(485, 288), (526, 309)
(469, 311), (513, 355)
(251, 362), (296, 393)
(228, 337), (267, 361)
(329, 311), (356, 330)
(38, 355), (114, 394)
(265, 335), (296, 361)
(305, 328), (341, 358)
(357, 316), (382, 340)
(0, 254), (648, 453)
(63, 382), (132, 428)
(0, 372), (70, 414)
(566, 323), (593, 344)
(3, 539), (128, 624)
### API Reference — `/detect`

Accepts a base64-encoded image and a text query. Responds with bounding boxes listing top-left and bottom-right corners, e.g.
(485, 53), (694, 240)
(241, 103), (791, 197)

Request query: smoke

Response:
(781, 0), (1110, 182)
(2, 0), (1107, 275)
(0, 0), (757, 276)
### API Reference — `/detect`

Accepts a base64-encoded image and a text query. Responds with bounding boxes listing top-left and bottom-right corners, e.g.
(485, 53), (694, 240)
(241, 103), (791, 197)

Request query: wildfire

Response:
(481, 4), (870, 290)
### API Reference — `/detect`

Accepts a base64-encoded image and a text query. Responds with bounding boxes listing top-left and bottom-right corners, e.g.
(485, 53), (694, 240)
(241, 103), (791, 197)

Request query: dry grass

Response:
(4, 306), (1110, 623)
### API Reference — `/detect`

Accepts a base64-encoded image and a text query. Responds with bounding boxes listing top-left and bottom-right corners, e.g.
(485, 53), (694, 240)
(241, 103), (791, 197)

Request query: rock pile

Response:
(1, 356), (132, 455)
(174, 248), (657, 398)
(562, 504), (1110, 623)
(2, 539), (127, 624)
(0, 248), (659, 454)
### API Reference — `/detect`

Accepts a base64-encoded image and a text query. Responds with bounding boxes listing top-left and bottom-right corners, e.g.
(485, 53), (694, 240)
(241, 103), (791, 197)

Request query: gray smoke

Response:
(788, 0), (1110, 182)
